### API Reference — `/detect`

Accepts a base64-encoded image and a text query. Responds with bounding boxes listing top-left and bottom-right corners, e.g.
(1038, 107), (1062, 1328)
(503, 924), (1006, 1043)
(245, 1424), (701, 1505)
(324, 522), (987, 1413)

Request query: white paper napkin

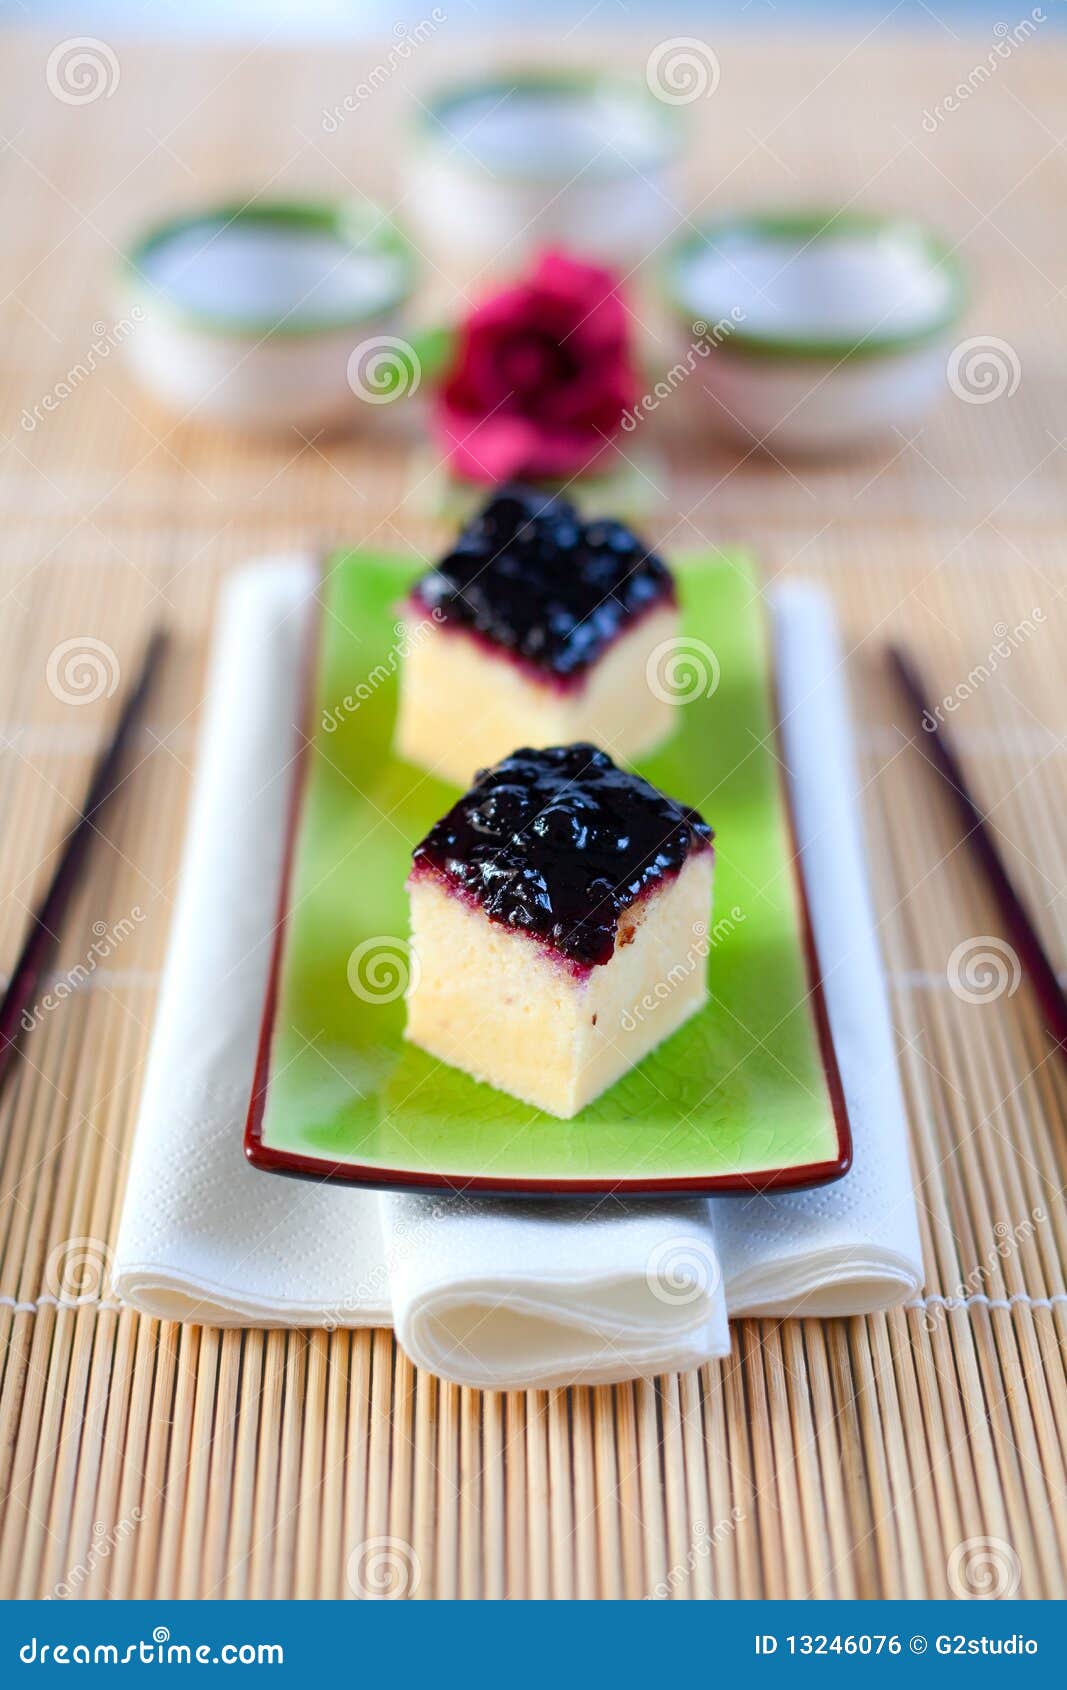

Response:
(710, 582), (924, 1321)
(113, 558), (922, 1390)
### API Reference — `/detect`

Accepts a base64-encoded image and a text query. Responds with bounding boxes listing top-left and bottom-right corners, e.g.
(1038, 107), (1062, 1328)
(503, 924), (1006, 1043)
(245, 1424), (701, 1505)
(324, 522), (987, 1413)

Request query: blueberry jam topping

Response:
(411, 744), (712, 969)
(411, 484), (675, 685)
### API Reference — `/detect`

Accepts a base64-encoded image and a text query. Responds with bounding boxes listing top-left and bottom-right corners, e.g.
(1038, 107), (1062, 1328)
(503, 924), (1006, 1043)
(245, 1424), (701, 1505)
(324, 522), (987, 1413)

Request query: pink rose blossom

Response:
(433, 250), (639, 484)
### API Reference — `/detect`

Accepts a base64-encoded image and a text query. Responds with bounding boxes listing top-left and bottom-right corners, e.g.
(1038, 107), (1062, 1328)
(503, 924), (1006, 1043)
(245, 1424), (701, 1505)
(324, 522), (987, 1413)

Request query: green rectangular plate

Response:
(246, 548), (851, 1195)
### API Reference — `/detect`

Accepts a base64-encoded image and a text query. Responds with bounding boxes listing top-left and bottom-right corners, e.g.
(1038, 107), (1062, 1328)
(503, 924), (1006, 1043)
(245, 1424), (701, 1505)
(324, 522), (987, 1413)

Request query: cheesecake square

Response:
(395, 486), (679, 788)
(404, 744), (713, 1120)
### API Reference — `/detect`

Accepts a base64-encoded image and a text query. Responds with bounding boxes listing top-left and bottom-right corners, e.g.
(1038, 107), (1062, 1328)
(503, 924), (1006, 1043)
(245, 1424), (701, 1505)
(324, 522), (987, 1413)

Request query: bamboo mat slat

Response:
(1, 27), (1066, 1599)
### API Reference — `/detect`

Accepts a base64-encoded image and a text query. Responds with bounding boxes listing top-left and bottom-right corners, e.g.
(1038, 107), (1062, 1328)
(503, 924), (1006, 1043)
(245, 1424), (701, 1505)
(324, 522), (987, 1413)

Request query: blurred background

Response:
(5, 0), (1064, 536)
(26, 1), (1057, 33)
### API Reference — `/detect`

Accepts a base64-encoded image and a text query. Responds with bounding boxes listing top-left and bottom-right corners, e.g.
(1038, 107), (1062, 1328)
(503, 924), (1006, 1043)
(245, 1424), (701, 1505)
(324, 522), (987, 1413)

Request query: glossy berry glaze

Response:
(410, 485), (675, 691)
(410, 744), (713, 972)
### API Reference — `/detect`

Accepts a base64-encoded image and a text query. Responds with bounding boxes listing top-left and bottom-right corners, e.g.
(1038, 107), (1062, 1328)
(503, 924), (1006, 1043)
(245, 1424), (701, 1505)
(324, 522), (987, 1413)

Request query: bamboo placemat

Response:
(1, 25), (1065, 1600)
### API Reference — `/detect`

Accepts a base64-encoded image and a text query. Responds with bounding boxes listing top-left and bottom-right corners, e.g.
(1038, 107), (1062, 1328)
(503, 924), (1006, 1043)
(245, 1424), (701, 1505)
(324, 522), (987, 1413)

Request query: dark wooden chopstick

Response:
(888, 644), (1067, 1061)
(0, 628), (168, 1092)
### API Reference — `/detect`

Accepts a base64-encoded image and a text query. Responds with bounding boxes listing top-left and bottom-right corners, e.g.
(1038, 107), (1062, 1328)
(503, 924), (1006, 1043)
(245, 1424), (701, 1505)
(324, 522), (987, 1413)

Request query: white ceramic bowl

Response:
(666, 213), (966, 453)
(408, 71), (682, 273)
(118, 200), (416, 432)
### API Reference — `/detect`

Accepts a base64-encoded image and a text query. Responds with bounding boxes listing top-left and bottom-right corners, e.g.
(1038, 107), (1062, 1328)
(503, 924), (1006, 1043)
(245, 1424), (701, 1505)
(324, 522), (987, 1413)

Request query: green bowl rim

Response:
(665, 211), (967, 362)
(118, 197), (416, 340)
(417, 68), (682, 183)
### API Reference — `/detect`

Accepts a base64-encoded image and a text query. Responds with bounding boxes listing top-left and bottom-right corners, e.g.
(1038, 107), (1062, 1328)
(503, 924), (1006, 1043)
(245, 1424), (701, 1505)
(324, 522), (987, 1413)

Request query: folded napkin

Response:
(113, 559), (922, 1389)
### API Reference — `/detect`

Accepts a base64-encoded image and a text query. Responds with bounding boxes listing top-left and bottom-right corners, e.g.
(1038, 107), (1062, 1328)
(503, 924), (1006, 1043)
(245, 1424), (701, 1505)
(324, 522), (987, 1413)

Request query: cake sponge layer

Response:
(395, 604), (679, 789)
(405, 851), (713, 1120)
